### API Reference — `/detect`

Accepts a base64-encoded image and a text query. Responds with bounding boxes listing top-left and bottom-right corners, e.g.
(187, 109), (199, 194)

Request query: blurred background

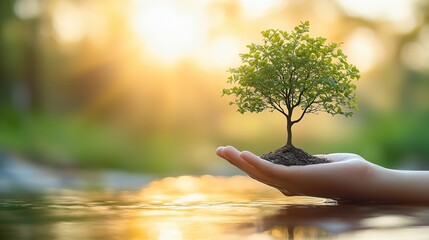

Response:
(1, 0), (429, 191)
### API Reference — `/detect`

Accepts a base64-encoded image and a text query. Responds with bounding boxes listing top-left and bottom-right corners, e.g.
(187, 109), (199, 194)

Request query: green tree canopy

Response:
(223, 21), (360, 147)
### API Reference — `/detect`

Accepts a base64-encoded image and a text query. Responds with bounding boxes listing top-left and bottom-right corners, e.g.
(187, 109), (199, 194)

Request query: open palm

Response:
(216, 146), (389, 202)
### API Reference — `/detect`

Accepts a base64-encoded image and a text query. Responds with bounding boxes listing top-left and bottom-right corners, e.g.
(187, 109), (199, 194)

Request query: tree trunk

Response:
(286, 118), (293, 147)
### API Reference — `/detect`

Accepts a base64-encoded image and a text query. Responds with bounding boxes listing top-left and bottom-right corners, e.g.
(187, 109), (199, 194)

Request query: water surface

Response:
(1, 175), (429, 239)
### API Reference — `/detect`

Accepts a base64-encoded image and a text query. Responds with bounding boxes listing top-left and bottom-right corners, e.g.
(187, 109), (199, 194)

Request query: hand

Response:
(216, 146), (386, 202)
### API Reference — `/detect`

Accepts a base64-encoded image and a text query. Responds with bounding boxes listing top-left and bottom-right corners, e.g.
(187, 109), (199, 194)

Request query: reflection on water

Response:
(1, 175), (429, 240)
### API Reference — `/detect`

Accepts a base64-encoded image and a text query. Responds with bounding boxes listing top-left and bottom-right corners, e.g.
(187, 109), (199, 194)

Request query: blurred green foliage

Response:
(0, 107), (188, 173)
(1, 0), (429, 174)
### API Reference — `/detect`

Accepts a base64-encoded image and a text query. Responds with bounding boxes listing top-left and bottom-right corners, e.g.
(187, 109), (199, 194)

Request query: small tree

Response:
(223, 21), (360, 147)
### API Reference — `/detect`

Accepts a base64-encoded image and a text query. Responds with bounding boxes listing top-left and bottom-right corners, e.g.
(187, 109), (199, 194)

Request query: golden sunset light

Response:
(337, 0), (419, 33)
(3, 0), (429, 239)
(0, 0), (429, 176)
(48, 0), (397, 73)
(129, 0), (208, 64)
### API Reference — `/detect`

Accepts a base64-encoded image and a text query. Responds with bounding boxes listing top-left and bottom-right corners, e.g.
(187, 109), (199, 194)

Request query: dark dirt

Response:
(260, 145), (330, 166)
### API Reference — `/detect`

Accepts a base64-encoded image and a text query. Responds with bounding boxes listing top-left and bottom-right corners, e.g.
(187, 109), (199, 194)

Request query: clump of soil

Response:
(261, 145), (330, 166)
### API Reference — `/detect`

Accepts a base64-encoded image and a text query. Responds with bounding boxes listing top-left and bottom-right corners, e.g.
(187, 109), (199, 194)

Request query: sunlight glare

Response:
(52, 1), (86, 43)
(210, 37), (241, 67)
(336, 0), (419, 33)
(157, 223), (183, 240)
(239, 0), (282, 18)
(361, 215), (415, 228)
(172, 193), (206, 204)
(343, 28), (385, 73)
(129, 0), (207, 64)
(175, 175), (199, 192)
(198, 36), (241, 69)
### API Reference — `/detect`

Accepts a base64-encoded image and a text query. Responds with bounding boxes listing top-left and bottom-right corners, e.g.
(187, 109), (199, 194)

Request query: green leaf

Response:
(223, 21), (359, 130)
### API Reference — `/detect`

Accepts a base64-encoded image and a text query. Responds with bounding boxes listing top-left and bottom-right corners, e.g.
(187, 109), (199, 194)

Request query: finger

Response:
(240, 150), (353, 195)
(240, 151), (289, 179)
(239, 151), (316, 193)
(238, 150), (298, 188)
(221, 147), (288, 189)
(218, 146), (248, 170)
(220, 146), (268, 177)
(324, 153), (363, 162)
(217, 146), (239, 167)
(220, 146), (252, 170)
(216, 146), (225, 158)
(312, 153), (363, 163)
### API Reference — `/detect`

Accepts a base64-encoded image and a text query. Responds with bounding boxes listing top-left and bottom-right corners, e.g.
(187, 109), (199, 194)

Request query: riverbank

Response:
(0, 151), (154, 194)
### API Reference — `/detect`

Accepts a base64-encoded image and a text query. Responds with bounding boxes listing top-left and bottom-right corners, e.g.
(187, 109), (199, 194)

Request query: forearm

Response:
(374, 167), (429, 203)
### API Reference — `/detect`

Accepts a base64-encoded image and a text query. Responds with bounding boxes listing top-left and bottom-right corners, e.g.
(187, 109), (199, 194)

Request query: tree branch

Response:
(291, 96), (317, 124)
(268, 97), (287, 117)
